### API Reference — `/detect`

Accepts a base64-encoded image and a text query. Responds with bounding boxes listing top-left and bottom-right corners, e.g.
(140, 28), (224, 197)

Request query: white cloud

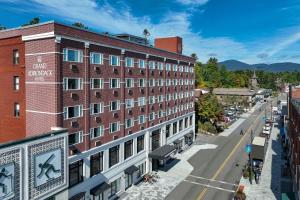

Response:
(176, 0), (209, 6)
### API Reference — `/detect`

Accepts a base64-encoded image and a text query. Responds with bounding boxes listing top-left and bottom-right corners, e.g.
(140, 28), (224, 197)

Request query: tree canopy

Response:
(72, 22), (88, 29)
(22, 17), (40, 27)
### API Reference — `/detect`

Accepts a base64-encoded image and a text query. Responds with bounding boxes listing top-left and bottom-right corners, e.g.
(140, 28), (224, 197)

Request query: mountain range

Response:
(218, 60), (300, 72)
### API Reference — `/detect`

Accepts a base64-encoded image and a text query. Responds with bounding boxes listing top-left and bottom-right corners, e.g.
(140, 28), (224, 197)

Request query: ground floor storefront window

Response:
(109, 178), (121, 198)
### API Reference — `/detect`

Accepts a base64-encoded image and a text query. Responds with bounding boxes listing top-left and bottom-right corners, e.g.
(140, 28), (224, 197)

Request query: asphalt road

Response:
(166, 101), (272, 200)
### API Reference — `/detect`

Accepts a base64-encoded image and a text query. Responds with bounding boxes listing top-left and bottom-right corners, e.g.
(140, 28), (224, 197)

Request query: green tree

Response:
(0, 24), (6, 30)
(196, 93), (223, 123)
(191, 53), (198, 60)
(72, 22), (88, 29)
(22, 17), (40, 27)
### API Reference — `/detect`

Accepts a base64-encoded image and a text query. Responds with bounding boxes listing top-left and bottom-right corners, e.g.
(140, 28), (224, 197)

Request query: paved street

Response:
(166, 102), (268, 200)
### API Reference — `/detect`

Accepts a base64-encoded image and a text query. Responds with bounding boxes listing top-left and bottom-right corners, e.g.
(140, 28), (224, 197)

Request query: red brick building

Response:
(0, 21), (195, 199)
(287, 85), (300, 198)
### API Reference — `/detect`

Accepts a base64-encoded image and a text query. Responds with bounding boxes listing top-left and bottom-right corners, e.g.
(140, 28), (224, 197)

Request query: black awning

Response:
(69, 192), (85, 200)
(173, 140), (181, 144)
(90, 182), (110, 196)
(124, 165), (139, 174)
(149, 144), (176, 160)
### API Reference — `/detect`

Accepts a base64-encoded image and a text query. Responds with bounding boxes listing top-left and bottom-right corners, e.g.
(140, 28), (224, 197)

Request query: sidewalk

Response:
(238, 123), (281, 200)
(121, 143), (218, 200)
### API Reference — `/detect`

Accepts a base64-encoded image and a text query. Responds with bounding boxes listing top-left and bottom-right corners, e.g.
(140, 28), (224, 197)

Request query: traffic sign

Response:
(245, 144), (252, 153)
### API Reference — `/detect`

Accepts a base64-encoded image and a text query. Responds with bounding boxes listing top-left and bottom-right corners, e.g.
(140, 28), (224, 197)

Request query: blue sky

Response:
(1, 0), (300, 64)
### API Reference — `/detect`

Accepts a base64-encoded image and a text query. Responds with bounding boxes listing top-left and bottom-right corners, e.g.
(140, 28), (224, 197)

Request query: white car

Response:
(263, 126), (271, 131)
(263, 129), (270, 135)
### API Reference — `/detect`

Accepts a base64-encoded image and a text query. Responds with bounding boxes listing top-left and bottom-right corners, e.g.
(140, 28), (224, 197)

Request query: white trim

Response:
(25, 51), (61, 56)
(26, 110), (64, 115)
(26, 81), (62, 85)
(22, 31), (55, 41)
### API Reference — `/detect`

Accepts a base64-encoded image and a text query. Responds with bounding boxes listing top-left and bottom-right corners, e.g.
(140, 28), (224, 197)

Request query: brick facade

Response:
(0, 36), (25, 142)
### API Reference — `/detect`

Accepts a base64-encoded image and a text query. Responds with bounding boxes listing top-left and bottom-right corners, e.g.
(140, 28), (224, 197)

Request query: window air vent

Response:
(94, 116), (102, 123)
(140, 107), (145, 112)
(94, 66), (101, 73)
(95, 141), (102, 146)
(113, 113), (119, 118)
(113, 135), (118, 140)
(128, 90), (133, 95)
(70, 120), (78, 128)
(140, 88), (145, 94)
(94, 91), (101, 98)
(128, 110), (133, 115)
(113, 90), (118, 97)
(70, 64), (78, 73)
(113, 68), (118, 74)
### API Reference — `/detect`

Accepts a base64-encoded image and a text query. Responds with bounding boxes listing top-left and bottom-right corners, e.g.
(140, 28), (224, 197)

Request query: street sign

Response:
(245, 144), (252, 153)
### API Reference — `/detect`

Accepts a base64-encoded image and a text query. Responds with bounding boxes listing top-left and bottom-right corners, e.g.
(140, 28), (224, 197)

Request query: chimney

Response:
(154, 36), (182, 54)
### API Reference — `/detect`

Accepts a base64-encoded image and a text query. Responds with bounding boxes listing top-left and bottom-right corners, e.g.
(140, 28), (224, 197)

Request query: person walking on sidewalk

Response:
(240, 129), (244, 135)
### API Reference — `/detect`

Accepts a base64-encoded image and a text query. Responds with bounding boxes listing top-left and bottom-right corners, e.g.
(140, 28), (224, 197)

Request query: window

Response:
(138, 79), (146, 87)
(166, 124), (171, 138)
(126, 118), (134, 128)
(138, 59), (145, 68)
(69, 160), (83, 187)
(137, 135), (144, 153)
(63, 78), (83, 90)
(63, 105), (83, 119)
(173, 122), (177, 134)
(91, 78), (104, 89)
(190, 115), (193, 126)
(13, 49), (19, 65)
(110, 55), (120, 66)
(14, 103), (20, 117)
(148, 79), (155, 87)
(190, 67), (194, 73)
(138, 115), (146, 124)
(90, 102), (104, 115)
(165, 63), (171, 71)
(158, 95), (164, 103)
(110, 122), (120, 133)
(158, 79), (163, 87)
(124, 140), (133, 160)
(90, 52), (103, 64)
(69, 131), (83, 145)
(158, 110), (164, 118)
(63, 48), (83, 62)
(13, 76), (20, 91)
(110, 78), (120, 88)
(90, 152), (103, 176)
(173, 64), (178, 71)
(125, 99), (134, 109)
(137, 162), (146, 177)
(151, 130), (160, 150)
(138, 97), (146, 106)
(110, 178), (121, 197)
(149, 96), (155, 104)
(179, 119), (183, 131)
(158, 62), (163, 70)
(90, 126), (104, 139)
(149, 61), (155, 69)
(109, 145), (119, 167)
(149, 112), (155, 121)
(110, 100), (120, 111)
(125, 57), (134, 67)
(126, 78), (134, 88)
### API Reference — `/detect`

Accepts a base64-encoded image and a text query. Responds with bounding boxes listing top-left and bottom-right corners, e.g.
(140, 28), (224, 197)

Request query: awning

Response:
(173, 140), (181, 144)
(69, 192), (85, 200)
(90, 182), (110, 196)
(124, 165), (139, 174)
(149, 144), (176, 160)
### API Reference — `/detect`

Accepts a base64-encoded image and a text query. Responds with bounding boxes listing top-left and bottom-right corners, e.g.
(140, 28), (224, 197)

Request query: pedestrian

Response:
(240, 129), (244, 135)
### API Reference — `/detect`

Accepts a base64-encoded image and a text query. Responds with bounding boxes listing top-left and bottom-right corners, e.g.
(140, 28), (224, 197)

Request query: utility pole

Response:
(248, 129), (254, 184)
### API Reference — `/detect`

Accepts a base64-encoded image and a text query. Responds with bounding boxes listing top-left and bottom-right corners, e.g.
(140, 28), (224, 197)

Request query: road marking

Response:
(184, 180), (236, 193)
(187, 175), (239, 186)
(196, 110), (264, 200)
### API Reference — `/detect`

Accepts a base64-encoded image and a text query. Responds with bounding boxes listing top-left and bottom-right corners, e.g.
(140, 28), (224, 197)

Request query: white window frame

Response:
(125, 99), (134, 109)
(158, 62), (164, 70)
(63, 77), (83, 90)
(110, 55), (120, 66)
(90, 78), (104, 89)
(138, 115), (146, 124)
(138, 59), (145, 68)
(165, 63), (171, 71)
(125, 57), (134, 67)
(90, 52), (103, 65)
(110, 122), (120, 133)
(90, 102), (104, 115)
(125, 78), (134, 88)
(138, 79), (146, 87)
(90, 126), (104, 139)
(138, 97), (146, 106)
(110, 78), (120, 89)
(63, 105), (83, 120)
(148, 61), (155, 69)
(69, 131), (83, 145)
(110, 100), (121, 111)
(63, 48), (83, 63)
(126, 118), (134, 128)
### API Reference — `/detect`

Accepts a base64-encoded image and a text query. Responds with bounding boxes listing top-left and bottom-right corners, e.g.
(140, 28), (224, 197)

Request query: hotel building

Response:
(0, 21), (195, 200)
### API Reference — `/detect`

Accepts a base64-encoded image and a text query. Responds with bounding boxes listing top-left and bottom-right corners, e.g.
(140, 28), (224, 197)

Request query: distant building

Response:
(287, 85), (300, 198)
(114, 33), (148, 45)
(256, 89), (272, 100)
(194, 88), (209, 101)
(213, 88), (256, 108)
(250, 70), (259, 89)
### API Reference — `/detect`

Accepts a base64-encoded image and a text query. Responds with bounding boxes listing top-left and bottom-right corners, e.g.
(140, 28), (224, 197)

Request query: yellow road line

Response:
(196, 110), (264, 200)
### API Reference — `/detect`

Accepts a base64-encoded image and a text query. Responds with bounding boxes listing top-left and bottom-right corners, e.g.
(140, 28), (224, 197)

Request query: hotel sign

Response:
(28, 56), (53, 81)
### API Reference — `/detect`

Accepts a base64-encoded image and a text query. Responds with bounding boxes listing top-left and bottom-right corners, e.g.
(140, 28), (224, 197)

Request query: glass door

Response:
(125, 173), (132, 190)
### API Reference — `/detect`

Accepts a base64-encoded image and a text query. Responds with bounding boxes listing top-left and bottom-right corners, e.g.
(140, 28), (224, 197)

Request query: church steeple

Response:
(250, 69), (258, 89)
